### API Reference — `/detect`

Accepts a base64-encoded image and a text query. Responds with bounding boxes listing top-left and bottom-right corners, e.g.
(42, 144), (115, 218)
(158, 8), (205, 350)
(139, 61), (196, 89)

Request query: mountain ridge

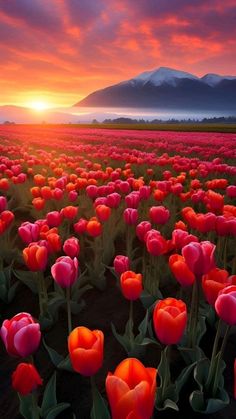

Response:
(74, 67), (236, 110)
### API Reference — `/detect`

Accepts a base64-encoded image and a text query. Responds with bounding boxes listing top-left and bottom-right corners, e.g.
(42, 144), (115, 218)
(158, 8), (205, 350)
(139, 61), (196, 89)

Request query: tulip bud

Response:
(68, 326), (104, 376)
(113, 255), (130, 274)
(63, 236), (80, 257)
(120, 271), (143, 300)
(0, 312), (41, 357)
(153, 298), (187, 345)
(51, 256), (78, 288)
(12, 363), (42, 396)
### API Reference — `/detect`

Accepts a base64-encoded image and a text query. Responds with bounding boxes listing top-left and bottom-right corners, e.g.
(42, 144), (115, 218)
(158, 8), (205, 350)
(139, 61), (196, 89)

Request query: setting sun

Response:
(29, 101), (48, 111)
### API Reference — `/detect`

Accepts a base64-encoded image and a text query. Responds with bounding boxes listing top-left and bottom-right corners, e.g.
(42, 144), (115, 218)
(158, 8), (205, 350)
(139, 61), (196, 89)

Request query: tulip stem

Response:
(126, 227), (133, 260)
(212, 324), (231, 397)
(187, 279), (200, 347)
(205, 318), (223, 392)
(66, 286), (72, 335)
(129, 300), (134, 343)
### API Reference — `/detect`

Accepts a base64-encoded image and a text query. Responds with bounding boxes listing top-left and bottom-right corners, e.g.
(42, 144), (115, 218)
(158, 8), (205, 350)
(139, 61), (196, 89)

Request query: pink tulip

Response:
(51, 256), (78, 288)
(182, 241), (215, 277)
(136, 221), (151, 242)
(0, 196), (7, 213)
(123, 208), (138, 225)
(74, 218), (88, 234)
(113, 255), (130, 275)
(215, 285), (236, 325)
(149, 206), (170, 225)
(145, 229), (167, 256)
(0, 313), (41, 357)
(63, 237), (80, 258)
(18, 222), (40, 244)
(46, 211), (62, 227)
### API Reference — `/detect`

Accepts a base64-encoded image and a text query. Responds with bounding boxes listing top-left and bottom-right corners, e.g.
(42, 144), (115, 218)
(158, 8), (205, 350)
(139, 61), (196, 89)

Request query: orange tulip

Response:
(120, 271), (143, 300)
(23, 244), (48, 271)
(106, 358), (157, 419)
(169, 254), (195, 287)
(153, 297), (187, 345)
(68, 326), (104, 376)
(202, 268), (236, 306)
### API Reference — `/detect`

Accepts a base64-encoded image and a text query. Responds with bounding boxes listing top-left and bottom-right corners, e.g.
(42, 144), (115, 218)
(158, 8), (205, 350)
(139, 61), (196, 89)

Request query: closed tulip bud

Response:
(51, 256), (78, 288)
(95, 204), (111, 222)
(125, 192), (140, 208)
(74, 218), (88, 234)
(172, 229), (198, 250)
(136, 221), (151, 242)
(61, 206), (78, 220)
(86, 185), (98, 199)
(0, 312), (41, 357)
(139, 185), (151, 200)
(32, 197), (45, 211)
(106, 192), (121, 208)
(169, 254), (195, 286)
(68, 190), (78, 202)
(106, 358), (157, 419)
(18, 222), (40, 244)
(52, 188), (63, 200)
(118, 181), (130, 194)
(153, 298), (187, 345)
(68, 326), (104, 376)
(12, 363), (42, 396)
(123, 208), (138, 225)
(1, 210), (14, 227)
(46, 211), (62, 227)
(120, 271), (143, 300)
(145, 229), (167, 256)
(202, 268), (236, 306)
(226, 185), (236, 198)
(0, 196), (7, 213)
(113, 255), (130, 274)
(182, 241), (216, 277)
(215, 285), (236, 325)
(23, 244), (48, 271)
(63, 236), (80, 257)
(174, 221), (187, 231)
(46, 233), (62, 253)
(86, 217), (102, 237)
(149, 206), (170, 225)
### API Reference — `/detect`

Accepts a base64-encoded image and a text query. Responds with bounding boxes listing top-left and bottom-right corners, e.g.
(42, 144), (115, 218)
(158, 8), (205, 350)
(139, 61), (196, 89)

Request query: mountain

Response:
(74, 67), (236, 111)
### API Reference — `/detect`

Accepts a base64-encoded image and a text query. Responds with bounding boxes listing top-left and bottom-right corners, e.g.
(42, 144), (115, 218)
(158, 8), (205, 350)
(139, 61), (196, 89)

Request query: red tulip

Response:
(120, 271), (143, 300)
(153, 298), (187, 345)
(0, 312), (41, 357)
(12, 363), (42, 396)
(51, 256), (78, 288)
(136, 221), (151, 242)
(46, 211), (62, 227)
(86, 217), (102, 237)
(68, 326), (104, 376)
(63, 236), (80, 258)
(95, 204), (111, 222)
(106, 358), (157, 419)
(61, 206), (78, 220)
(202, 268), (236, 306)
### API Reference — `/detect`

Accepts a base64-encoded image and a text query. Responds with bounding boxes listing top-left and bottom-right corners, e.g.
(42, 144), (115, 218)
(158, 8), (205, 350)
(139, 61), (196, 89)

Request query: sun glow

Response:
(29, 101), (49, 111)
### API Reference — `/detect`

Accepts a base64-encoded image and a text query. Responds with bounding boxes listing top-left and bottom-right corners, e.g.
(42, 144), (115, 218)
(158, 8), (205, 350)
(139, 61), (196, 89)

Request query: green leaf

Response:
(8, 281), (20, 302)
(111, 323), (131, 354)
(44, 403), (71, 419)
(135, 310), (149, 344)
(19, 394), (40, 419)
(41, 372), (57, 415)
(43, 339), (64, 367)
(176, 362), (196, 394)
(90, 385), (110, 419)
(189, 388), (229, 413)
(163, 399), (179, 411)
(13, 269), (38, 294)
(57, 355), (73, 372)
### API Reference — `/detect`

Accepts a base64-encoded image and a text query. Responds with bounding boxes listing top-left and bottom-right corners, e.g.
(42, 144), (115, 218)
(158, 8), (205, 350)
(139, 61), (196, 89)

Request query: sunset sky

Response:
(0, 0), (236, 108)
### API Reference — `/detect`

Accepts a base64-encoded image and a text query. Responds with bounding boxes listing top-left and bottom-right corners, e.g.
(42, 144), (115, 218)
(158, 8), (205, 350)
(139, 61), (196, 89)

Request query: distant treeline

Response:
(101, 116), (236, 124)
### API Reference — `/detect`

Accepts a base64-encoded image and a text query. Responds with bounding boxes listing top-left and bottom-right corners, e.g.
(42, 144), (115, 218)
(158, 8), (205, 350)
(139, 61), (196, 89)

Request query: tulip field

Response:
(1, 124), (236, 419)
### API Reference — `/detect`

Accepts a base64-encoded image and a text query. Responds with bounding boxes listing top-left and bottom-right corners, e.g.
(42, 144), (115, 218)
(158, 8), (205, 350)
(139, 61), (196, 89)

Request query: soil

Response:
(1, 272), (236, 419)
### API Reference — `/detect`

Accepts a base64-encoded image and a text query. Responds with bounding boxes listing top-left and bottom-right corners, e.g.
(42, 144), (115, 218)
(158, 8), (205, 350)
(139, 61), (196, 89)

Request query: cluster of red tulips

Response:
(0, 124), (236, 418)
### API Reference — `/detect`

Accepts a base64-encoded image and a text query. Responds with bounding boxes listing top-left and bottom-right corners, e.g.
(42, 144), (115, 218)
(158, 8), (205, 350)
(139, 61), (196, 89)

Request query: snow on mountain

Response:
(130, 67), (199, 87)
(201, 73), (236, 87)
